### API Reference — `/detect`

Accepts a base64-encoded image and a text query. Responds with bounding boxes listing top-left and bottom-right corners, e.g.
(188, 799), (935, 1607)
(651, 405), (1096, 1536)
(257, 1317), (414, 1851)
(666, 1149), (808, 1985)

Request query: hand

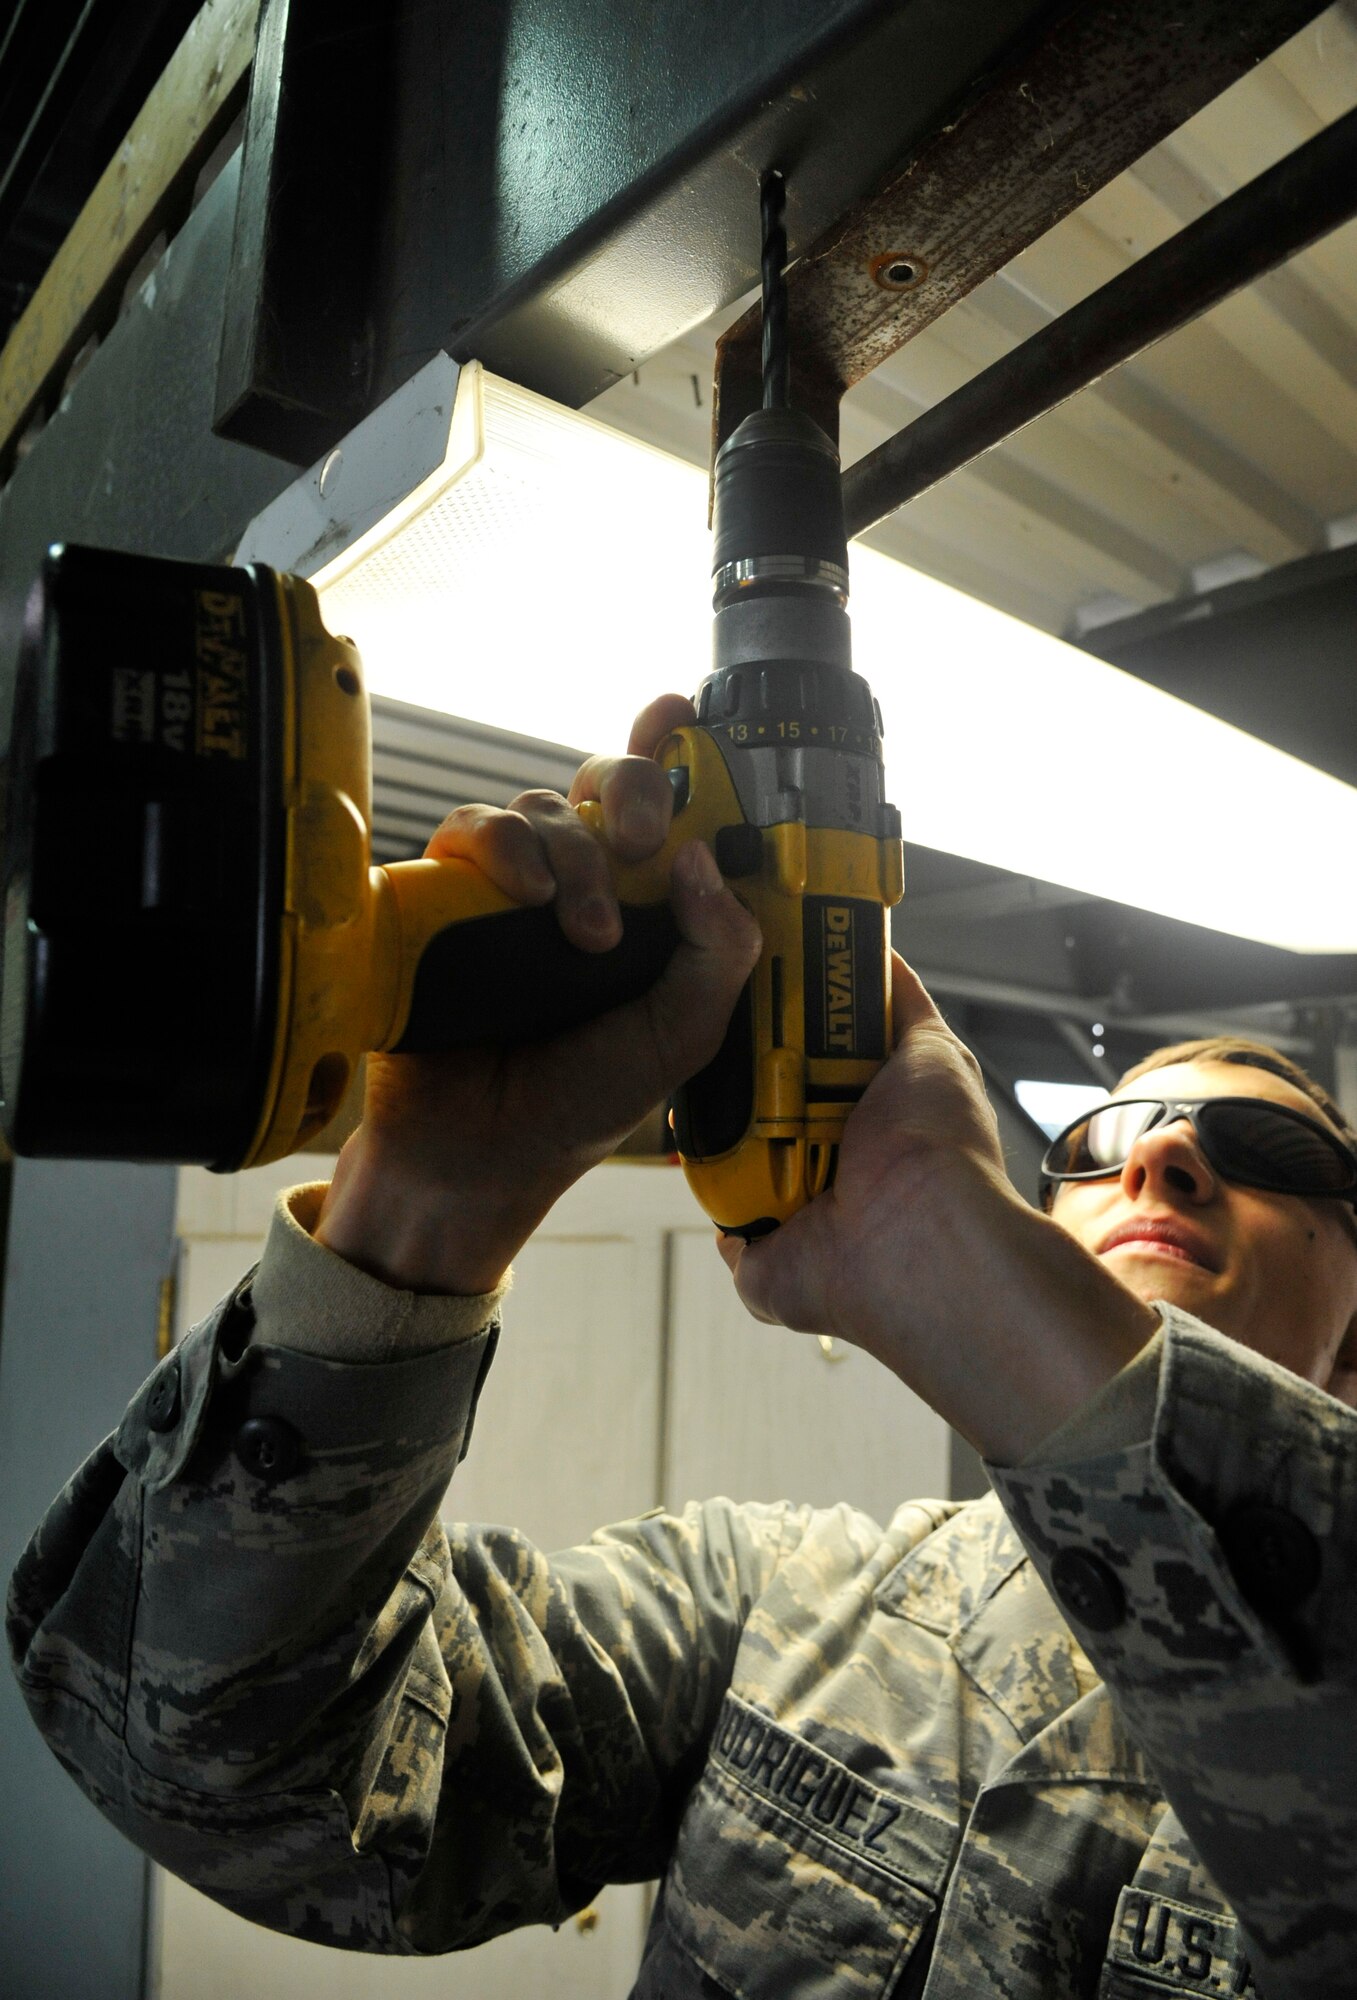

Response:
(718, 957), (1158, 1463)
(316, 696), (761, 1294)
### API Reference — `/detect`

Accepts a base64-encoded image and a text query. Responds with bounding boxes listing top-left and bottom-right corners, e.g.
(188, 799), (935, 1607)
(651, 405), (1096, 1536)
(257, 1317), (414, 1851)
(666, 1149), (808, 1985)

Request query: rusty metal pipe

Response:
(841, 105), (1357, 540)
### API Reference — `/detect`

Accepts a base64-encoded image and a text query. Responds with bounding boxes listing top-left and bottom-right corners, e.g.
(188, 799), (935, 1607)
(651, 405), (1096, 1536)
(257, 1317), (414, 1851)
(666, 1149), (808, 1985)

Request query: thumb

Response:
(890, 951), (947, 1040)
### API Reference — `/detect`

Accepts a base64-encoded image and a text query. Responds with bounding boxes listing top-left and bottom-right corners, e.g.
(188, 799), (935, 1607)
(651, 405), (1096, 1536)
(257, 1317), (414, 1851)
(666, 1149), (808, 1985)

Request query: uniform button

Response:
(145, 1360), (181, 1433)
(234, 1416), (302, 1484)
(1220, 1502), (1320, 1614)
(1050, 1547), (1126, 1633)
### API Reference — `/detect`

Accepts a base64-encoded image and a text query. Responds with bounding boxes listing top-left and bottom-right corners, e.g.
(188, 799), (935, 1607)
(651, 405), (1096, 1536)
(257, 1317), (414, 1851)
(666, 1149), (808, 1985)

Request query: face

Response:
(1049, 1060), (1357, 1403)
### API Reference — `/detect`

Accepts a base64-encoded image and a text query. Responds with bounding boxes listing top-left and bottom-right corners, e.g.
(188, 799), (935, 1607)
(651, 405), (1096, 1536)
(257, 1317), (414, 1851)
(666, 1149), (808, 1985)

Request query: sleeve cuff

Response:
(991, 1305), (1357, 1687)
(1018, 1309), (1167, 1468)
(250, 1184), (510, 1362)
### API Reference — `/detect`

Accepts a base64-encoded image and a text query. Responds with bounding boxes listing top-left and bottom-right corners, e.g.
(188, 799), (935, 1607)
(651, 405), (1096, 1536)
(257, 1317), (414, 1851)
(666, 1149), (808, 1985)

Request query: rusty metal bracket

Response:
(841, 103), (1357, 539)
(712, 0), (1328, 473)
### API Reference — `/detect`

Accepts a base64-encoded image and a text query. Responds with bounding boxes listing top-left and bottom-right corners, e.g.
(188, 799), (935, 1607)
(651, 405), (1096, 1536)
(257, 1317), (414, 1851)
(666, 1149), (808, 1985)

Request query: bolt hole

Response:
(334, 664), (361, 696)
(870, 250), (927, 292)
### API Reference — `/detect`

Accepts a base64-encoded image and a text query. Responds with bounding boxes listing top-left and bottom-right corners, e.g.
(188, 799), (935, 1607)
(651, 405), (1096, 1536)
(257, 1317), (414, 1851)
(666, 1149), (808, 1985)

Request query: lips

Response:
(1095, 1217), (1221, 1272)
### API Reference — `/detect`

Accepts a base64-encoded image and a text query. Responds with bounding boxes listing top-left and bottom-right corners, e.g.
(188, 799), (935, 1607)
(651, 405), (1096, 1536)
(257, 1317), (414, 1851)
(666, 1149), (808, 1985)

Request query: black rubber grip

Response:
(391, 900), (681, 1052)
(670, 979), (755, 1160)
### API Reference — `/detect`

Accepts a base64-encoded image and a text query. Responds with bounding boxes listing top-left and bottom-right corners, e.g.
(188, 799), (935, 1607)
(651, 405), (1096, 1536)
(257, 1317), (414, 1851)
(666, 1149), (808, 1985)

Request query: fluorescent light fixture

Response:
(1014, 1079), (1111, 1140)
(238, 358), (1357, 954)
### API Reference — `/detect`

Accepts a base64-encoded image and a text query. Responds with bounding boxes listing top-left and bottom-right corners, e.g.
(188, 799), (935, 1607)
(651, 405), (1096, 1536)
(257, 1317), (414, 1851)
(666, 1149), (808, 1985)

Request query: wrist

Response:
(971, 1198), (1160, 1463)
(867, 1174), (1158, 1465)
(314, 1127), (554, 1294)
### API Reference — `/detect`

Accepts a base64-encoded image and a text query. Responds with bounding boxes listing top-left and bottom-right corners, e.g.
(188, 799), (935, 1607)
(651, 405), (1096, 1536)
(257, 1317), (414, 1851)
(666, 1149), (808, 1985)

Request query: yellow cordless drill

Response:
(0, 183), (902, 1239)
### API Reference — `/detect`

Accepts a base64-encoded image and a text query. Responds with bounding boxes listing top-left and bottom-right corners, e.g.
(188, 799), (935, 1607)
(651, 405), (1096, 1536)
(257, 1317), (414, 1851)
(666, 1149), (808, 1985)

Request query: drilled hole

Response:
(870, 250), (927, 292)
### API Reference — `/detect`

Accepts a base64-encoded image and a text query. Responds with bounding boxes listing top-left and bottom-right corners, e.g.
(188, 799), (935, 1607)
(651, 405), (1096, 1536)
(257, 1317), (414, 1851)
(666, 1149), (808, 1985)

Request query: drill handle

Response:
(369, 810), (681, 1055)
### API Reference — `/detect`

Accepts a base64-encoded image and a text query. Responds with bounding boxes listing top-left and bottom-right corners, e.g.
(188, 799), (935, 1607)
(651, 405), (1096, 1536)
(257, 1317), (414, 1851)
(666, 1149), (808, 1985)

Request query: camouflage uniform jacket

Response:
(9, 1189), (1357, 2000)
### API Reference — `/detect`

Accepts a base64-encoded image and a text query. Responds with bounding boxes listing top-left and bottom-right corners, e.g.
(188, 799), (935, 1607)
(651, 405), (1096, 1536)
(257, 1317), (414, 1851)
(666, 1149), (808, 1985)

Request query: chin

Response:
(1110, 1257), (1219, 1309)
(1124, 1270), (1245, 1343)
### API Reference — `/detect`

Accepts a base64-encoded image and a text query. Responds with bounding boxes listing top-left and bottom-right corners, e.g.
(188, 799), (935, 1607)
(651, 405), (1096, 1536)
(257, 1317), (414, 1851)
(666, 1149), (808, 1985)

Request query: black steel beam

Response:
(215, 0), (393, 462)
(213, 0), (1067, 463)
(841, 103), (1357, 539)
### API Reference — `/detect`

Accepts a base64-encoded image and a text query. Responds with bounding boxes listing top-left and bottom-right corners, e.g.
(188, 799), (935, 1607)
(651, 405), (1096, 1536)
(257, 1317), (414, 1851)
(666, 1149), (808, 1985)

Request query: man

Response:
(10, 697), (1357, 1999)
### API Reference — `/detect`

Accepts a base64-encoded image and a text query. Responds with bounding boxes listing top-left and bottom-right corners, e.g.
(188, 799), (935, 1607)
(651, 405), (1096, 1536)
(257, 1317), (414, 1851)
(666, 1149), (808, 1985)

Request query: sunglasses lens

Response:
(1047, 1101), (1160, 1176)
(1197, 1101), (1354, 1194)
(1044, 1094), (1357, 1195)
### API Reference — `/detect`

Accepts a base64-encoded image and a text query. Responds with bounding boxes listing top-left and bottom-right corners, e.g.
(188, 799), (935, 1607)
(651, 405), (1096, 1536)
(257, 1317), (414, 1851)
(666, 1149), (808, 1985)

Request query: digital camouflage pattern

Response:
(9, 1283), (1356, 1999)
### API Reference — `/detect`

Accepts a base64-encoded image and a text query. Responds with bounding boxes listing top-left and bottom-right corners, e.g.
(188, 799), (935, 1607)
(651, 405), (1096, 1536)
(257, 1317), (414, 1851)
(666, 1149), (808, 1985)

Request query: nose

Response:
(1119, 1116), (1219, 1206)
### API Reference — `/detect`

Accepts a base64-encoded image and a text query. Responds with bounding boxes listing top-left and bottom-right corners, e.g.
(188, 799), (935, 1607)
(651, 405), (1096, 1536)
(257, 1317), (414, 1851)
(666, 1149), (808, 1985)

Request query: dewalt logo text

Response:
(803, 895), (886, 1062)
(823, 905), (856, 1051)
(193, 590), (248, 759)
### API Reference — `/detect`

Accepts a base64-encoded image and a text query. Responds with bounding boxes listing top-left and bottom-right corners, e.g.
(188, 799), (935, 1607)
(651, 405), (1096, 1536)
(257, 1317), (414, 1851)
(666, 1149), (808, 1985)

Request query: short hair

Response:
(1114, 1036), (1356, 1148)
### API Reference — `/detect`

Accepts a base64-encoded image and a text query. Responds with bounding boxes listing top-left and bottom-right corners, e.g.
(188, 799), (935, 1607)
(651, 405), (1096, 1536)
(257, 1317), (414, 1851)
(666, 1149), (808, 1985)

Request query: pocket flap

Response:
(665, 1697), (954, 2000)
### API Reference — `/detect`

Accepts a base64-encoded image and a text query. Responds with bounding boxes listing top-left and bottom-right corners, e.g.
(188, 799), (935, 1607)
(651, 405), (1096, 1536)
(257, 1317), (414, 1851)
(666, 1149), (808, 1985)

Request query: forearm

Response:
(853, 1173), (1159, 1466)
(962, 1194), (1160, 1464)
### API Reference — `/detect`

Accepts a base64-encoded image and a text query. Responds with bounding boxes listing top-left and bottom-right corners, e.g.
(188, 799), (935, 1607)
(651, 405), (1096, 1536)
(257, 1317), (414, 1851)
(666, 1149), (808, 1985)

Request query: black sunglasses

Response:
(1041, 1096), (1357, 1207)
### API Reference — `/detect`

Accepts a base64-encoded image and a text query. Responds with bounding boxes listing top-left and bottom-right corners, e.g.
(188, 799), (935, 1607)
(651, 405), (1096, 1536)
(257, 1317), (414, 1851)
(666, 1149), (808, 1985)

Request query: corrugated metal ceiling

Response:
(590, 3), (1357, 643)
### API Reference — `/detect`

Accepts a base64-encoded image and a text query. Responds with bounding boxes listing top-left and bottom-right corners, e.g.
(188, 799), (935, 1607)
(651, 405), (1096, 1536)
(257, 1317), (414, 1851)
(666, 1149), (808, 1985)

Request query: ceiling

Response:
(591, 3), (1357, 645)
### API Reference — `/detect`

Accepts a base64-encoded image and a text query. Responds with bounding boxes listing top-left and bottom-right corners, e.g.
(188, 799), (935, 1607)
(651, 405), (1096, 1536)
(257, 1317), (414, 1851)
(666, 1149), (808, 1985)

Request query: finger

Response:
(423, 804), (555, 903)
(721, 1211), (825, 1330)
(713, 1232), (785, 1327)
(511, 789), (622, 950)
(889, 951), (947, 1039)
(567, 753), (674, 858)
(669, 841), (762, 973)
(635, 840), (762, 1081)
(714, 1229), (742, 1279)
(627, 692), (696, 759)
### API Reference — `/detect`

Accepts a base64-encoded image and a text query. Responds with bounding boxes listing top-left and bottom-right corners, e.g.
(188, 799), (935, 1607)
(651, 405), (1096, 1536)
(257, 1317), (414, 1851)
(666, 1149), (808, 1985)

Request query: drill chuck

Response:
(700, 406), (891, 839)
(711, 408), (849, 607)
